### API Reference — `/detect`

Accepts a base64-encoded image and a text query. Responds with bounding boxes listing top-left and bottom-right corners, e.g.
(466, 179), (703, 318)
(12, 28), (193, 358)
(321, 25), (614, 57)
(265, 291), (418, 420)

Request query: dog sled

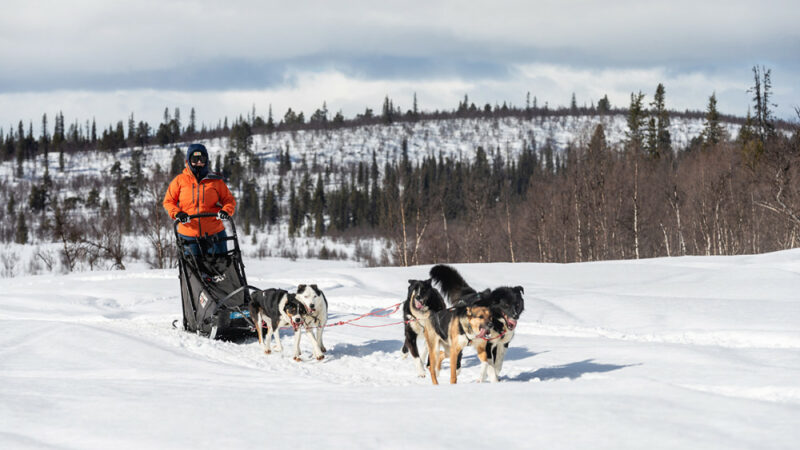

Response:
(174, 213), (253, 339)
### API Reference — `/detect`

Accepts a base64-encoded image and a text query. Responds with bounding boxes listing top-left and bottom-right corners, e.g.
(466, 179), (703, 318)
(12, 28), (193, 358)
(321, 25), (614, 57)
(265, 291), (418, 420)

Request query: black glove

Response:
(176, 212), (190, 223)
(217, 211), (230, 220)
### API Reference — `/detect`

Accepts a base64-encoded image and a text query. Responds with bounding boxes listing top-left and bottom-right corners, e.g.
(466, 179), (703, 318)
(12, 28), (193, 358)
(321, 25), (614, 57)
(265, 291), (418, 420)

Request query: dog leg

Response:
(419, 339), (428, 372)
(255, 313), (265, 351)
(273, 326), (283, 353)
(477, 345), (499, 383)
(264, 325), (276, 354)
(305, 326), (324, 360)
(476, 342), (492, 382)
(257, 313), (271, 354)
(405, 326), (426, 377)
(424, 328), (439, 385)
(494, 342), (509, 376)
(316, 324), (326, 353)
(293, 327), (302, 361)
(478, 360), (489, 382)
(449, 343), (463, 384)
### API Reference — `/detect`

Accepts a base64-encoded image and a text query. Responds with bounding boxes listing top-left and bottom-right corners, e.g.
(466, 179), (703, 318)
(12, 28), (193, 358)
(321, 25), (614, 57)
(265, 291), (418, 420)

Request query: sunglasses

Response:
(190, 153), (207, 165)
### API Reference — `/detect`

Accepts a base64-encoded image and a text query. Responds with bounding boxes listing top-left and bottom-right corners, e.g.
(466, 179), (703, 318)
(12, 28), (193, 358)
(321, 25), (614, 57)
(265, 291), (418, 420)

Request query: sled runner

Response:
(174, 213), (253, 339)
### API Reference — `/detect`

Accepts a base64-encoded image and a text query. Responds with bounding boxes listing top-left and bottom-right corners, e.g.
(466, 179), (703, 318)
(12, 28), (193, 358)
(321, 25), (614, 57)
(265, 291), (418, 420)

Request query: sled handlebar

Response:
(173, 213), (237, 235)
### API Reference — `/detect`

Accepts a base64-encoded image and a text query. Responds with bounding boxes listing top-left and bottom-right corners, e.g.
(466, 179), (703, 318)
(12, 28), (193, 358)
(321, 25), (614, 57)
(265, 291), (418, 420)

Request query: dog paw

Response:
(316, 355), (324, 361)
(264, 349), (272, 355)
(293, 356), (302, 362)
(321, 346), (327, 353)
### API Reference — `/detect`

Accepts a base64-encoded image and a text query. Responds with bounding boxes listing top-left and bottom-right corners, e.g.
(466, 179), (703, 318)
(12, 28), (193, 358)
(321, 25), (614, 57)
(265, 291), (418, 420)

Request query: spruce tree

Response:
(262, 185), (279, 225)
(187, 107), (197, 136)
(749, 66), (776, 143)
(702, 92), (723, 146)
(127, 113), (135, 145)
(650, 83), (671, 157)
(288, 182), (299, 236)
(170, 148), (184, 176)
(625, 91), (647, 152)
(597, 95), (611, 114)
(15, 213), (28, 244)
(646, 116), (658, 158)
(266, 105), (275, 131)
(4, 132), (15, 162)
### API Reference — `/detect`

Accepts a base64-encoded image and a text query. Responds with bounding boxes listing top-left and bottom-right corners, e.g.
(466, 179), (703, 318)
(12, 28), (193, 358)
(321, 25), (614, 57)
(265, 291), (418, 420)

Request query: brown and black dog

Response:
(423, 301), (494, 385)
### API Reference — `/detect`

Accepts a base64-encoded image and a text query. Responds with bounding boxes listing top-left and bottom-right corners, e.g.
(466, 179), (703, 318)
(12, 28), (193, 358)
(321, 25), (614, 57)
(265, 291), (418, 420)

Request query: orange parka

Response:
(163, 165), (236, 237)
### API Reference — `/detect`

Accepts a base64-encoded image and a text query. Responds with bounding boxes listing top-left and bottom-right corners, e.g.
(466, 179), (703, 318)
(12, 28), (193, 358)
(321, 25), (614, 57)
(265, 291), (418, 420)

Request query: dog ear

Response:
(514, 286), (524, 295)
(408, 279), (415, 285)
(310, 284), (319, 293)
(297, 284), (306, 292)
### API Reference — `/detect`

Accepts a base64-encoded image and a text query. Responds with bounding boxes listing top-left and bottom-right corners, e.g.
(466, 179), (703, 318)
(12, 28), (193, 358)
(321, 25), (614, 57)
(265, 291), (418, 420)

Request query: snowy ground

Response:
(1, 251), (799, 449)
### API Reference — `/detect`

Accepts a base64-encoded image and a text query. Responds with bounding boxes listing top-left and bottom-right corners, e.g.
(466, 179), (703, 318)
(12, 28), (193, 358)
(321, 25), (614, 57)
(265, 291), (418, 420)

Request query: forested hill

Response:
(1, 95), (798, 276)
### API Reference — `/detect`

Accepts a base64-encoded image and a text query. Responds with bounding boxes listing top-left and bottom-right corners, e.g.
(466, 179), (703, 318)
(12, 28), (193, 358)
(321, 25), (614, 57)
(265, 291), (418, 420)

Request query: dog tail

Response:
(430, 264), (476, 305)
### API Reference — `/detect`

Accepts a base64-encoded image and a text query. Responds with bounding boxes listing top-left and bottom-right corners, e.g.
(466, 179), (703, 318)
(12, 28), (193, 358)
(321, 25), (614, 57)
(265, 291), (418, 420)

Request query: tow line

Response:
(267, 301), (508, 341)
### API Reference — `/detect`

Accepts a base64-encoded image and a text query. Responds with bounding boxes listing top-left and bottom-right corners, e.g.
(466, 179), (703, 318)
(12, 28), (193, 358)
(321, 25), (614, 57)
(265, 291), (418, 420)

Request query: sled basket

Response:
(174, 213), (252, 339)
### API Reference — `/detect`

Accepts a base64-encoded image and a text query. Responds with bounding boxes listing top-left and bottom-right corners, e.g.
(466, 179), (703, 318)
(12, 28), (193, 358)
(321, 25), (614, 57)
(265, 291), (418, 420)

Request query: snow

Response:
(2, 250), (799, 449)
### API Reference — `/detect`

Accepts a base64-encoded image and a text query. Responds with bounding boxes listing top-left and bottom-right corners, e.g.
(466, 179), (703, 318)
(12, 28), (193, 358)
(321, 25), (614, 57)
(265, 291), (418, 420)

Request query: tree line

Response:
(1, 66), (798, 273)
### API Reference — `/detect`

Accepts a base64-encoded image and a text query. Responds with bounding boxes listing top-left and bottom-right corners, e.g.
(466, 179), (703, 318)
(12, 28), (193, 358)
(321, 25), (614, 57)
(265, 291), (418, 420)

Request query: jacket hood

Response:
(186, 143), (208, 162)
(186, 143), (209, 180)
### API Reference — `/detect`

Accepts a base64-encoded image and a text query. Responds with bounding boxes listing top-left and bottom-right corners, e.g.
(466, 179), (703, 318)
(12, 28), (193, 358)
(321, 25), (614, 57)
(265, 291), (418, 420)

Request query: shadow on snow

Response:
(329, 339), (405, 358)
(507, 359), (638, 382)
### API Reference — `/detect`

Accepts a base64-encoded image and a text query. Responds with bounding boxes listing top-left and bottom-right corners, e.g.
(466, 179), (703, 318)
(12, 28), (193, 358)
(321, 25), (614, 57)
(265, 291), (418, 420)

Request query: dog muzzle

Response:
(505, 315), (517, 330)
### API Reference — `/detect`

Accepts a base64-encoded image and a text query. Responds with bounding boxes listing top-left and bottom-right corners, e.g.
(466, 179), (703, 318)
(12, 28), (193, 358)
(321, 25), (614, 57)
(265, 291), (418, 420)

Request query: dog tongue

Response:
(477, 328), (487, 339)
(507, 318), (517, 329)
(414, 299), (423, 309)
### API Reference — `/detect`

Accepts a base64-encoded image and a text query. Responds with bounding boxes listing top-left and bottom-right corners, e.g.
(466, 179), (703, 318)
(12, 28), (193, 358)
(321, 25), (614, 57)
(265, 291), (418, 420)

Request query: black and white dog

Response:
(401, 279), (447, 377)
(430, 264), (525, 382)
(293, 284), (328, 360)
(249, 288), (315, 360)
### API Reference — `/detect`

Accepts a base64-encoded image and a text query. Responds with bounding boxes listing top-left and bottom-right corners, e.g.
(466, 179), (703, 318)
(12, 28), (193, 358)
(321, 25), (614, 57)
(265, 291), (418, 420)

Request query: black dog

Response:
(401, 279), (446, 377)
(430, 264), (525, 382)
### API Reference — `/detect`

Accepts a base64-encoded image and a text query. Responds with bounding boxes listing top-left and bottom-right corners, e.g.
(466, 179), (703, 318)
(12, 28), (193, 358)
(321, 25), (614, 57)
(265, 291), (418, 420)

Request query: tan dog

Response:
(423, 304), (494, 384)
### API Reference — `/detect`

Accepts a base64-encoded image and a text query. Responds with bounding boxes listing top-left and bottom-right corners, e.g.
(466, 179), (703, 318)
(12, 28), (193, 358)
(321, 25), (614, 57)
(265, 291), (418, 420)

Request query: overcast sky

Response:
(1, 0), (798, 133)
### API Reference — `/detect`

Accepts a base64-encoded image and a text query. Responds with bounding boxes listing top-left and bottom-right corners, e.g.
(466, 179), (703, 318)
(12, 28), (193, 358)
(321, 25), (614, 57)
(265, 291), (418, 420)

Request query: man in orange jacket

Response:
(163, 143), (236, 255)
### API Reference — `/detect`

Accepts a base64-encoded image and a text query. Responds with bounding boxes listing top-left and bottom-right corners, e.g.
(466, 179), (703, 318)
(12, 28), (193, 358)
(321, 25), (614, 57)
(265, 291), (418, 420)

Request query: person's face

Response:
(190, 152), (207, 167)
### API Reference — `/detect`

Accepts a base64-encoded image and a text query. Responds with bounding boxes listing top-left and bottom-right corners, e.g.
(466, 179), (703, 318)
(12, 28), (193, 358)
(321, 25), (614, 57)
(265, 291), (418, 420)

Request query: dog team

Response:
(250, 264), (525, 384)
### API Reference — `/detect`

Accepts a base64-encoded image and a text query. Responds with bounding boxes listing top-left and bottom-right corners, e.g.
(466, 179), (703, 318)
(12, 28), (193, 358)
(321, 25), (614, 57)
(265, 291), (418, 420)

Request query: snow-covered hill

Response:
(2, 251), (798, 449)
(3, 114), (740, 186)
(1, 113), (742, 276)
